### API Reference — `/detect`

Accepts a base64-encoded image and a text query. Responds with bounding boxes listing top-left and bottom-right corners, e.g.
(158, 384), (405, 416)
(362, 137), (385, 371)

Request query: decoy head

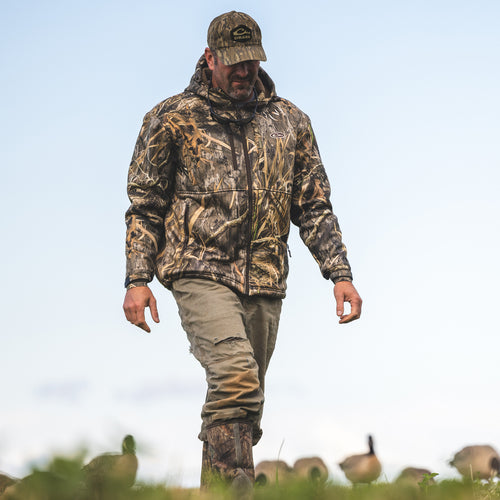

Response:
(491, 456), (500, 476)
(122, 435), (136, 455)
(309, 466), (322, 482)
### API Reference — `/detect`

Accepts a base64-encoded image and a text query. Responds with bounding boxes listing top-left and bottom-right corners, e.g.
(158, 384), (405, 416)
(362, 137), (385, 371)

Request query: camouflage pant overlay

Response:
(171, 278), (282, 445)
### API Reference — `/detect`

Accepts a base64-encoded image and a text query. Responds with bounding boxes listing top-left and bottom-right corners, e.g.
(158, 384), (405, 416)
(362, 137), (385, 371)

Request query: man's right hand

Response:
(123, 286), (160, 333)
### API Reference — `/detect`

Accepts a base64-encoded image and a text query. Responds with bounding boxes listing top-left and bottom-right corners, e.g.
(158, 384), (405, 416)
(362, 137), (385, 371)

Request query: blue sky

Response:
(1, 0), (500, 487)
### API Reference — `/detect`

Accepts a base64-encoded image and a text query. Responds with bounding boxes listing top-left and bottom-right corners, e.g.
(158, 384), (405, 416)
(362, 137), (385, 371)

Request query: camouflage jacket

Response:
(125, 55), (352, 298)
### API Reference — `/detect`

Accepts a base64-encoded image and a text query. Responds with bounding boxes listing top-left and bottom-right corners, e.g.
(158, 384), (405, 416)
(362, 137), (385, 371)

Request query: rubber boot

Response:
(204, 421), (254, 494)
(200, 441), (212, 489)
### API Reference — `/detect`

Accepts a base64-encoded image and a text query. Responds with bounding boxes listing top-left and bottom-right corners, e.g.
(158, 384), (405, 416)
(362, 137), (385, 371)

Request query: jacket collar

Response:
(185, 54), (277, 105)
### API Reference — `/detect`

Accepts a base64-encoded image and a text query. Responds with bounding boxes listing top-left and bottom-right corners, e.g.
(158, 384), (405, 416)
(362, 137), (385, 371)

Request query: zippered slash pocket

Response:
(182, 202), (190, 252)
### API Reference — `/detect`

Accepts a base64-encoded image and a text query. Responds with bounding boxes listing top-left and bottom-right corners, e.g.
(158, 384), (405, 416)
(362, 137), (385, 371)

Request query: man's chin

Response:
(229, 86), (253, 102)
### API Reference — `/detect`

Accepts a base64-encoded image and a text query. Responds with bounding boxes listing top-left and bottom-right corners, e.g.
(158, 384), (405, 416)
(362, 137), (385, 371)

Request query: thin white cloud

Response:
(33, 380), (89, 402)
(113, 379), (204, 403)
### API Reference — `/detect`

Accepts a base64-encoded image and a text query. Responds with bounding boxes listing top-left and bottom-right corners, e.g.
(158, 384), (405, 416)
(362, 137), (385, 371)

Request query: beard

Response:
(227, 78), (255, 101)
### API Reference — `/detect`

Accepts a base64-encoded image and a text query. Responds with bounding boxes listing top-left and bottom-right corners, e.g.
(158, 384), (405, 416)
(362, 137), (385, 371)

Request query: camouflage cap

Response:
(207, 11), (267, 66)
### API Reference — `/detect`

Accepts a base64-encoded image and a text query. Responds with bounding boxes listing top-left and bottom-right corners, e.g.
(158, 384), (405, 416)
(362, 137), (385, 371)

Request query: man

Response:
(123, 10), (362, 489)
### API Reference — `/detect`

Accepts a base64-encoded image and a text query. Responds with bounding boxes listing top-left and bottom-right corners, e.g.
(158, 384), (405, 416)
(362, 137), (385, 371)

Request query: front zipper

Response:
(240, 124), (253, 295)
(226, 123), (253, 295)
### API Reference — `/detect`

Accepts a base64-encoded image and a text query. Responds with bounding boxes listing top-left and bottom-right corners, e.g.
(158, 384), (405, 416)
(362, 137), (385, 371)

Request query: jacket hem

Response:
(159, 270), (287, 299)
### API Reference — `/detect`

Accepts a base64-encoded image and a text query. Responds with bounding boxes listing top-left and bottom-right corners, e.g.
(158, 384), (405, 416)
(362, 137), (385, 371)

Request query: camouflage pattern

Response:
(205, 421), (255, 485)
(125, 54), (352, 297)
(200, 441), (212, 488)
(207, 11), (266, 65)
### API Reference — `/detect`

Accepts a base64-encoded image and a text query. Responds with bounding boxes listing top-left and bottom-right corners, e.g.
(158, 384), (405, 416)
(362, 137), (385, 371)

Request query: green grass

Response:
(2, 454), (500, 500)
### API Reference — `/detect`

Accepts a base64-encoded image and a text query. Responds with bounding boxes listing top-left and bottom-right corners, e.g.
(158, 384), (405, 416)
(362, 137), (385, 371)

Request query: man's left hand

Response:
(334, 281), (362, 324)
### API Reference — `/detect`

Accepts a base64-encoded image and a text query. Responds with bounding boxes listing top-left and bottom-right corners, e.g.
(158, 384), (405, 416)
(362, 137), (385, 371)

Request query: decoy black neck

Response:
(368, 435), (375, 455)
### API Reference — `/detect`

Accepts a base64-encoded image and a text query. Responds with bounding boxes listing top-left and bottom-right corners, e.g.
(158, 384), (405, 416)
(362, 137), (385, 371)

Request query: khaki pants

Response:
(171, 278), (282, 445)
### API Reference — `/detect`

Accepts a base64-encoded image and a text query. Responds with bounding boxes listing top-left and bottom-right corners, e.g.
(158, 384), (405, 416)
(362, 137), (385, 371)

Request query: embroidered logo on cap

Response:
(231, 25), (252, 42)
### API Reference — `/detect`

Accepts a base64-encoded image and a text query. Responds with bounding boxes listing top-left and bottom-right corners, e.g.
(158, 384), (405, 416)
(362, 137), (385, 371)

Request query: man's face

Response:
(205, 48), (260, 102)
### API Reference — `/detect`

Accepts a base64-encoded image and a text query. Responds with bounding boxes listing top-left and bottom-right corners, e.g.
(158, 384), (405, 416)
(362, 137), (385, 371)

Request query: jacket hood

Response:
(185, 54), (277, 104)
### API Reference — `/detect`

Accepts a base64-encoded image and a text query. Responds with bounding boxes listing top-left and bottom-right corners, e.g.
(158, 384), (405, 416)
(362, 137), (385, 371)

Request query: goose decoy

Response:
(82, 435), (138, 492)
(449, 445), (500, 480)
(1, 470), (71, 500)
(293, 456), (329, 482)
(255, 460), (293, 486)
(395, 467), (435, 487)
(0, 473), (18, 496)
(339, 435), (382, 484)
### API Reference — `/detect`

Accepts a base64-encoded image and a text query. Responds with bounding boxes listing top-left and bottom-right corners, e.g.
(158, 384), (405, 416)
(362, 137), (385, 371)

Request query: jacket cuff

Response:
(124, 277), (150, 289)
(329, 271), (353, 284)
(331, 276), (353, 284)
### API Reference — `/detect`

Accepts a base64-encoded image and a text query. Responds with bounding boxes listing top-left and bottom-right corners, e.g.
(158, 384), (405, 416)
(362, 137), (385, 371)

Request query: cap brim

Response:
(215, 45), (267, 66)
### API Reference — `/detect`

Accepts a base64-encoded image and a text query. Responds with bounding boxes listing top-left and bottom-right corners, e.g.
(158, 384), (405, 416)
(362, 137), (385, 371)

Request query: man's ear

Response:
(205, 47), (215, 70)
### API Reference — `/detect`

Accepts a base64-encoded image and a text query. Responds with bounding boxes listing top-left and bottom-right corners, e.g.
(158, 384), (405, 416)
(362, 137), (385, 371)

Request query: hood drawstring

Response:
(207, 86), (258, 126)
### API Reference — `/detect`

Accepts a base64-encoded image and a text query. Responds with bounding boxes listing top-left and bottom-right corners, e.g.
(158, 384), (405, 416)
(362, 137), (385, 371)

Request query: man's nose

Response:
(233, 62), (250, 76)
